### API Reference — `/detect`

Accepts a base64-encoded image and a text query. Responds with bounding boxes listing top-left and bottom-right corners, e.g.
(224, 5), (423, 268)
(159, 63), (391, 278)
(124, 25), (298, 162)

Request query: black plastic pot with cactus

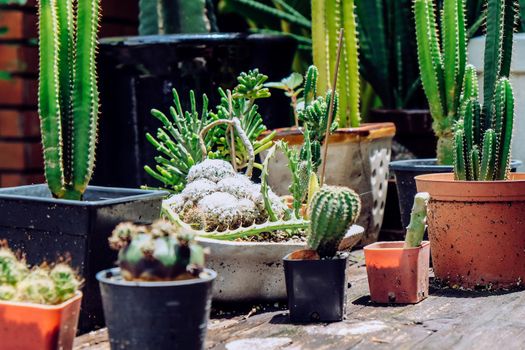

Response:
(97, 221), (216, 350)
(283, 185), (362, 323)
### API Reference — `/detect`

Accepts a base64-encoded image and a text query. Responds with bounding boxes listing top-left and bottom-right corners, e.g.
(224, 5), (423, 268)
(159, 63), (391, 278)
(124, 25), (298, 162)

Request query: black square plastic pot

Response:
(0, 184), (167, 331)
(97, 268), (216, 350)
(283, 254), (348, 323)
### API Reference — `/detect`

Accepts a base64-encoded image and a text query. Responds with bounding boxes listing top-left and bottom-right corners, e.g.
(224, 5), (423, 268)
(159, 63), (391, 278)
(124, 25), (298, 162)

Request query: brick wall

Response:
(0, 0), (138, 187)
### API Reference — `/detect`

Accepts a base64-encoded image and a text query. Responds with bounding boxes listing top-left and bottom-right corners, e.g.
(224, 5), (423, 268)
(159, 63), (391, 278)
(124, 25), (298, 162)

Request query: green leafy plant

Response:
(0, 243), (81, 305)
(312, 0), (360, 127)
(145, 69), (275, 192)
(404, 192), (430, 248)
(453, 0), (517, 181)
(38, 0), (101, 200)
(307, 185), (361, 258)
(109, 221), (206, 281)
(139, 0), (218, 35)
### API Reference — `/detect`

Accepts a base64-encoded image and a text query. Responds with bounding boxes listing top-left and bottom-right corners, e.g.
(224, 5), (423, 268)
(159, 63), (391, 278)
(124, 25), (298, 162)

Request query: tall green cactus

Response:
(139, 0), (217, 35)
(312, 0), (360, 127)
(38, 0), (101, 200)
(404, 192), (430, 248)
(414, 0), (468, 165)
(453, 0), (517, 181)
(307, 185), (361, 258)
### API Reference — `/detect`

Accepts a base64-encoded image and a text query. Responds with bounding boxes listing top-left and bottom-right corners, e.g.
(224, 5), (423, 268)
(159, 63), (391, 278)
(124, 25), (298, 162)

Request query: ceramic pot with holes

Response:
(262, 123), (396, 245)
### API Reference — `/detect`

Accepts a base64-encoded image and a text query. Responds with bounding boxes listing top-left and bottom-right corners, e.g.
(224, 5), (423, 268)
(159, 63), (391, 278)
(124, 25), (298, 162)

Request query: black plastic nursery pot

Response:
(97, 267), (216, 350)
(94, 33), (297, 189)
(390, 159), (522, 228)
(0, 185), (166, 332)
(283, 254), (348, 323)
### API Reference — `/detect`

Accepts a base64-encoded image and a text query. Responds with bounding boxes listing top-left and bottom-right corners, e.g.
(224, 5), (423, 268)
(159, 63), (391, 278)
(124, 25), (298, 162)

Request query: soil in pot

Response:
(97, 268), (216, 350)
(0, 292), (82, 350)
(416, 173), (525, 290)
(364, 241), (430, 303)
(283, 250), (348, 323)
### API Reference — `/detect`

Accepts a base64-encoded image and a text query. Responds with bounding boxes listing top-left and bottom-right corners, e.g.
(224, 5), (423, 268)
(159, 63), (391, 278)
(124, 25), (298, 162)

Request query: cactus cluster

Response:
(138, 0), (218, 35)
(145, 69), (275, 192)
(311, 0), (360, 127)
(307, 186), (361, 258)
(38, 0), (101, 200)
(414, 0), (470, 165)
(0, 243), (81, 305)
(109, 221), (205, 282)
(404, 192), (430, 248)
(454, 0), (517, 181)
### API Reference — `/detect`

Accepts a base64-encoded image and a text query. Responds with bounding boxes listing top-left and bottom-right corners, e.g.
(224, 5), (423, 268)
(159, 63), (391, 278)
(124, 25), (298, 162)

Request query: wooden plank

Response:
(74, 250), (525, 349)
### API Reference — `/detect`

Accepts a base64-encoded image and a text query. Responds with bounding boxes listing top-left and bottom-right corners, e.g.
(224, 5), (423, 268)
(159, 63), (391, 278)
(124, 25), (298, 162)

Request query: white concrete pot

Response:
(468, 34), (525, 170)
(198, 225), (365, 301)
(262, 123), (395, 245)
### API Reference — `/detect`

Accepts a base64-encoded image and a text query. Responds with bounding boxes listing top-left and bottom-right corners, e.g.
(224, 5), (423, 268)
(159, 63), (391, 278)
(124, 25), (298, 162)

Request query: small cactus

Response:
(308, 186), (361, 258)
(404, 193), (430, 248)
(109, 221), (206, 282)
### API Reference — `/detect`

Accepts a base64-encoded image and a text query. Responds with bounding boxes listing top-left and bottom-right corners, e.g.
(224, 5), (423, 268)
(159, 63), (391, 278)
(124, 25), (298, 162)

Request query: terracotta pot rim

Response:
(364, 241), (429, 252)
(415, 172), (525, 183)
(0, 291), (82, 310)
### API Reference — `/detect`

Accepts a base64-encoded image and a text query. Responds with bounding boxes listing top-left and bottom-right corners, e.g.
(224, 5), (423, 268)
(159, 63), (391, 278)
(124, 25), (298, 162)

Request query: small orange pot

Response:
(364, 241), (430, 303)
(0, 292), (82, 350)
(416, 173), (525, 289)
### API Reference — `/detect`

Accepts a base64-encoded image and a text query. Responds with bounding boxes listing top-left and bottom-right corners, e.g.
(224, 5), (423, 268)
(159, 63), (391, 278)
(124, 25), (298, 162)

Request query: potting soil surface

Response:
(74, 250), (525, 349)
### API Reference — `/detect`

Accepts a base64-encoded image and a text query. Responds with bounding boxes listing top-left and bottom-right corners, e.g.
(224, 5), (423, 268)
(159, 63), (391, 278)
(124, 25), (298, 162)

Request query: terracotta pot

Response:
(416, 173), (525, 289)
(0, 292), (82, 350)
(364, 241), (430, 303)
(262, 123), (396, 245)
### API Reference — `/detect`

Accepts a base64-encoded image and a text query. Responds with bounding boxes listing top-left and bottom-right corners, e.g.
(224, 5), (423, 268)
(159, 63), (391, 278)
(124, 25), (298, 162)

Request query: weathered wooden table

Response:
(74, 250), (525, 349)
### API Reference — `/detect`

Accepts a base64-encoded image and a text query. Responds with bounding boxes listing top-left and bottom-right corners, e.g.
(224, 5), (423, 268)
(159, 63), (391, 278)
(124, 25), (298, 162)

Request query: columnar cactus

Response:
(38, 0), (101, 200)
(404, 192), (430, 248)
(307, 186), (361, 258)
(453, 0), (517, 181)
(311, 0), (359, 127)
(414, 0), (468, 165)
(139, 0), (217, 35)
(109, 221), (206, 281)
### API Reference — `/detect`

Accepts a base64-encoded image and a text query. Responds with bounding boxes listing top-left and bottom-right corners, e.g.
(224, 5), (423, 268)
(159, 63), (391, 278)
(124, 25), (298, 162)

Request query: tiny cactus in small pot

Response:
(97, 220), (216, 350)
(0, 243), (83, 350)
(364, 193), (431, 304)
(283, 185), (362, 323)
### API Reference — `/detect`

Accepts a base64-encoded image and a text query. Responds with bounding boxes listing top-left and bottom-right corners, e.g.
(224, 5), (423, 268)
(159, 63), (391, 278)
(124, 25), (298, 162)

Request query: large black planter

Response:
(390, 159), (522, 228)
(97, 267), (216, 350)
(283, 254), (348, 323)
(0, 185), (166, 331)
(94, 33), (297, 189)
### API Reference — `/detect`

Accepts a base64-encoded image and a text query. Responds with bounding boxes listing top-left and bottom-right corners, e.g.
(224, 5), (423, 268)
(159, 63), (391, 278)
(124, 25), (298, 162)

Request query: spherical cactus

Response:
(0, 246), (28, 286)
(111, 220), (206, 282)
(0, 285), (16, 301)
(308, 185), (361, 258)
(187, 159), (236, 183)
(50, 263), (81, 303)
(16, 268), (58, 305)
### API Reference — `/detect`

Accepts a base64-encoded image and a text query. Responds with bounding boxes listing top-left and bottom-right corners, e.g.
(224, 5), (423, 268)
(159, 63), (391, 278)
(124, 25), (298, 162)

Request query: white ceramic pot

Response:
(468, 34), (525, 170)
(198, 225), (365, 301)
(262, 123), (395, 245)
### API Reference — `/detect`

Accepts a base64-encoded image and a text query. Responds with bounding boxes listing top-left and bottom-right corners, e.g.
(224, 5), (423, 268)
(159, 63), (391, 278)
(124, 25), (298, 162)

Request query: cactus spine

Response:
(312, 0), (359, 127)
(404, 192), (430, 248)
(453, 0), (517, 181)
(308, 186), (361, 258)
(38, 0), (101, 200)
(414, 0), (468, 165)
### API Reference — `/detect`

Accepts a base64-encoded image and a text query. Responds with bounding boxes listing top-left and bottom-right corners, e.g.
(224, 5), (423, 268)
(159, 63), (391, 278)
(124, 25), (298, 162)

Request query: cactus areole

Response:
(38, 0), (101, 200)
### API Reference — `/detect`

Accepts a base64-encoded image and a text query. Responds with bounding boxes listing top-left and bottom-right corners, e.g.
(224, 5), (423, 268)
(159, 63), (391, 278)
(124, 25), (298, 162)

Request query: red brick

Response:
(0, 110), (40, 137)
(0, 78), (37, 105)
(0, 141), (42, 170)
(0, 173), (44, 187)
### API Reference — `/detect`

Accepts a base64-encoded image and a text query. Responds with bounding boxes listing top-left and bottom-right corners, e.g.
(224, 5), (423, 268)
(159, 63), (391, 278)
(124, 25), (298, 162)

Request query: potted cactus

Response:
(390, 0), (520, 229)
(97, 221), (216, 350)
(93, 0), (298, 189)
(0, 0), (166, 330)
(0, 243), (82, 350)
(416, 0), (525, 290)
(283, 185), (361, 323)
(364, 193), (430, 304)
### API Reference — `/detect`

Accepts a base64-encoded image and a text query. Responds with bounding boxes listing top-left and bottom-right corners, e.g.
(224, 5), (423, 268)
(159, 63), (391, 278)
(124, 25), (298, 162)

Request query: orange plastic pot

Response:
(0, 292), (82, 350)
(416, 173), (525, 289)
(364, 241), (430, 303)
